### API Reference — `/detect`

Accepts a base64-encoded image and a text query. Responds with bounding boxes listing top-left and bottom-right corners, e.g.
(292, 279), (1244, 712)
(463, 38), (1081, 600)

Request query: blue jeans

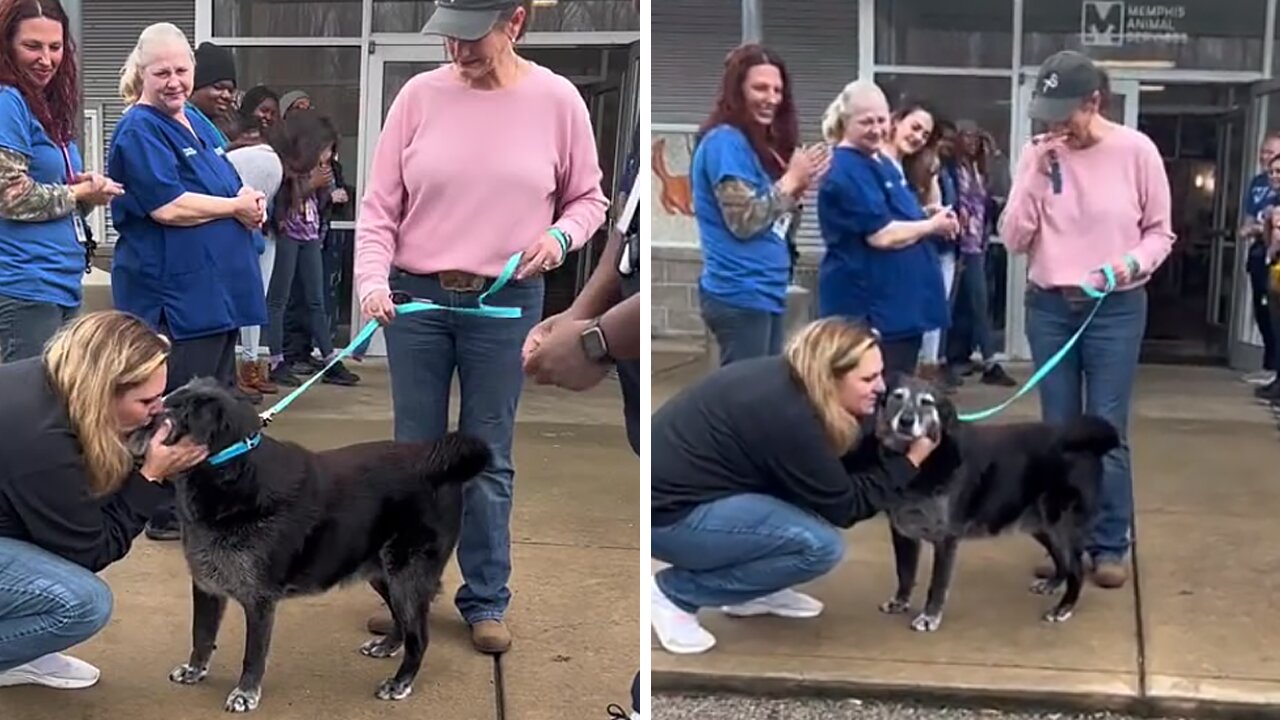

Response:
(266, 236), (334, 360)
(384, 269), (543, 624)
(947, 251), (998, 364)
(1025, 285), (1146, 561)
(699, 293), (785, 367)
(0, 538), (113, 672)
(0, 294), (77, 363)
(651, 493), (845, 613)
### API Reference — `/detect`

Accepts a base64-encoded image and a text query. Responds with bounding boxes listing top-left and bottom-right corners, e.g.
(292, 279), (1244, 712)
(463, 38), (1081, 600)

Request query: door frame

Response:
(352, 45), (450, 357)
(1002, 73), (1141, 361)
(1229, 79), (1280, 369)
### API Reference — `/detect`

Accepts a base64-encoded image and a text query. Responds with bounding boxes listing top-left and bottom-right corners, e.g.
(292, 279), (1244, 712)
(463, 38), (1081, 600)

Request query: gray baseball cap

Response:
(422, 0), (522, 41)
(1029, 50), (1105, 123)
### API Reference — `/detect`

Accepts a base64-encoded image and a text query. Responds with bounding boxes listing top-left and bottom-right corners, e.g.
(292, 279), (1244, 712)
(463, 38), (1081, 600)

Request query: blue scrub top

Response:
(692, 124), (792, 315)
(0, 86), (85, 308)
(816, 146), (948, 341)
(107, 104), (265, 341)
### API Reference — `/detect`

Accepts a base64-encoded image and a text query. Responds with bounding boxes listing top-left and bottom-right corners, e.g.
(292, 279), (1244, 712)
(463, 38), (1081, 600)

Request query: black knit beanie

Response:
(194, 42), (237, 91)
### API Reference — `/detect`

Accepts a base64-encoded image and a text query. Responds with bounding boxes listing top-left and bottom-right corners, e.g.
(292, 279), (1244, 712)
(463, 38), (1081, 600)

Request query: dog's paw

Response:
(360, 635), (402, 659)
(224, 687), (261, 713)
(879, 597), (911, 614)
(168, 663), (209, 685)
(1029, 578), (1063, 595)
(375, 677), (413, 701)
(910, 612), (943, 632)
(1042, 605), (1075, 623)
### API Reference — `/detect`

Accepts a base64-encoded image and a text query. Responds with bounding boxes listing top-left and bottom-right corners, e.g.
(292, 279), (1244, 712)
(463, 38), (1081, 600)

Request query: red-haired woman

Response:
(0, 0), (122, 362)
(691, 43), (830, 366)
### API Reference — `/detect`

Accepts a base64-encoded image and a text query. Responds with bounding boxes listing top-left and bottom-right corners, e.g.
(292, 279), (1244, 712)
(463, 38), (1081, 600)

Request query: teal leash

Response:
(257, 251), (525, 427)
(956, 265), (1118, 423)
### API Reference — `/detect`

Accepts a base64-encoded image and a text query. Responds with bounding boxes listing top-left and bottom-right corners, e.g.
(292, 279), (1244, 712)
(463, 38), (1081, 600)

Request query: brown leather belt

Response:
(437, 270), (487, 293)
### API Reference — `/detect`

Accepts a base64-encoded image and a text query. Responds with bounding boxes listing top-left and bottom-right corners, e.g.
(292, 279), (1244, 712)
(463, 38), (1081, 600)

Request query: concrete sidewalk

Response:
(1, 361), (639, 720)
(651, 350), (1280, 717)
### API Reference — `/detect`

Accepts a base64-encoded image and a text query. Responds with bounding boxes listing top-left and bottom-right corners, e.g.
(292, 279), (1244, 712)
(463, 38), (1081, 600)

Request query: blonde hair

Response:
(784, 318), (880, 454)
(119, 22), (193, 107)
(821, 80), (888, 144)
(43, 312), (171, 497)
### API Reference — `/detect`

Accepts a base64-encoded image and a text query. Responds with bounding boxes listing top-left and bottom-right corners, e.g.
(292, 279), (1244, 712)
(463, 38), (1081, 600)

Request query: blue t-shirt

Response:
(816, 146), (948, 341)
(1245, 172), (1273, 222)
(107, 104), (266, 341)
(692, 124), (791, 315)
(0, 86), (85, 307)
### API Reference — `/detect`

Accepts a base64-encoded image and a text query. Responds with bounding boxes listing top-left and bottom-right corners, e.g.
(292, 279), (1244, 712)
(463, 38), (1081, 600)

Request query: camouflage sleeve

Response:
(714, 178), (798, 240)
(0, 147), (76, 222)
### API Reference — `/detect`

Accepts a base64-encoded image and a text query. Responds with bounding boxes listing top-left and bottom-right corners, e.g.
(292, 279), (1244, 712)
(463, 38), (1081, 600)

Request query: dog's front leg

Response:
(169, 583), (227, 685)
(879, 525), (920, 615)
(912, 537), (958, 632)
(224, 600), (277, 713)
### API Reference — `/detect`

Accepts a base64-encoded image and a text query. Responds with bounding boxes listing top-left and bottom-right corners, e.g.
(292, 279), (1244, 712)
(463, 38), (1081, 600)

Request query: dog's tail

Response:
(1058, 415), (1121, 456)
(420, 432), (491, 485)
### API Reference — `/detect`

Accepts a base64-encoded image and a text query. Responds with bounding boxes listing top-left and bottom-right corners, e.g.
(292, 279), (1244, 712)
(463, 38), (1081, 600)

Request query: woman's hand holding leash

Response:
(361, 292), (397, 326)
(516, 230), (567, 280)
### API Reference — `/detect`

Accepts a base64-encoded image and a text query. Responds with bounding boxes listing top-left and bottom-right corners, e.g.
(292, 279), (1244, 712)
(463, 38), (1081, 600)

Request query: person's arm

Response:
(354, 81), (413, 305)
(1, 461), (169, 573)
(699, 128), (800, 240)
(597, 293), (639, 361)
(548, 88), (610, 253)
(1128, 138), (1177, 278)
(0, 90), (88, 222)
(867, 219), (945, 250)
(997, 141), (1047, 254)
(114, 124), (242, 227)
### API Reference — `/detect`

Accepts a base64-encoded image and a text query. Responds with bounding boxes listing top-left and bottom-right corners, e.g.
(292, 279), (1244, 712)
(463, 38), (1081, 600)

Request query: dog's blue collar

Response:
(206, 432), (262, 467)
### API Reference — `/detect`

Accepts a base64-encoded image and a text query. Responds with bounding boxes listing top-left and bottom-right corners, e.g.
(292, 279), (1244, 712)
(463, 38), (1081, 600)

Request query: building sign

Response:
(1081, 1), (1190, 45)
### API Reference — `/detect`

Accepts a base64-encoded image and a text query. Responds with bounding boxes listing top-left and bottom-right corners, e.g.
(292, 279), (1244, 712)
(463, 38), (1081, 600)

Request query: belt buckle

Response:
(439, 271), (485, 293)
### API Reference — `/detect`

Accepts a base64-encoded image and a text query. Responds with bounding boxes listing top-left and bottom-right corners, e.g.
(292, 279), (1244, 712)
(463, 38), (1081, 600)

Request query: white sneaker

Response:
(0, 652), (100, 689)
(1243, 370), (1276, 386)
(649, 575), (715, 655)
(722, 588), (825, 619)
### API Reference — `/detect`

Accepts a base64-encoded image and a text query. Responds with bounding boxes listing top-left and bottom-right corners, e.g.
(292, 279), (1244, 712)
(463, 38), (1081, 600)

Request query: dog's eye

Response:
(892, 388), (908, 399)
(919, 395), (936, 406)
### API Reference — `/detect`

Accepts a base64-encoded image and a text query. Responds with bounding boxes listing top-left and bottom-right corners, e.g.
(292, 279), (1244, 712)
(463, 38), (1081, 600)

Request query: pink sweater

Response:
(999, 124), (1176, 290)
(355, 63), (609, 303)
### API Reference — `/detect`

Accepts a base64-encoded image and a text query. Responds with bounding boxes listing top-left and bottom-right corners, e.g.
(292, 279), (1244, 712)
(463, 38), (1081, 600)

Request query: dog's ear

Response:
(936, 394), (960, 437)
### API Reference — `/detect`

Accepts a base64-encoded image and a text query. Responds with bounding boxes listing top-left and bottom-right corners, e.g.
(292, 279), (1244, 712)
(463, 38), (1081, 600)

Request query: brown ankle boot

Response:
(236, 361), (263, 403)
(1092, 559), (1130, 589)
(471, 619), (511, 654)
(251, 359), (279, 394)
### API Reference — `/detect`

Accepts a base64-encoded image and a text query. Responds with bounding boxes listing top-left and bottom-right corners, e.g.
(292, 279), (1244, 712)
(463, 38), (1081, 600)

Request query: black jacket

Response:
(651, 355), (919, 528)
(0, 358), (168, 572)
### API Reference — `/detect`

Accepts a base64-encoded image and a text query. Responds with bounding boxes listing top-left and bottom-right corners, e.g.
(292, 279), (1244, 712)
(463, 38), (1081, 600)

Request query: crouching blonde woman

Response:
(0, 311), (208, 689)
(649, 318), (939, 655)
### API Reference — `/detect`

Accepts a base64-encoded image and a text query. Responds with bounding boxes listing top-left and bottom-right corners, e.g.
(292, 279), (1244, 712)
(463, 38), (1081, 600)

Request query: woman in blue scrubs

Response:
(106, 22), (266, 540)
(816, 81), (958, 379)
(0, 0), (123, 361)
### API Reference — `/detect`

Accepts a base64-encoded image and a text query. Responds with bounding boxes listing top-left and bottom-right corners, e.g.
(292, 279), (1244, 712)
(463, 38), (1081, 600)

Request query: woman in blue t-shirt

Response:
(106, 22), (266, 541)
(815, 81), (958, 379)
(690, 44), (830, 366)
(0, 0), (123, 362)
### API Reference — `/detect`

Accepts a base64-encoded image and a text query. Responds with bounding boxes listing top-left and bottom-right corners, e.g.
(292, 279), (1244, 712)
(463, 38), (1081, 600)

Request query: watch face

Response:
(581, 326), (608, 361)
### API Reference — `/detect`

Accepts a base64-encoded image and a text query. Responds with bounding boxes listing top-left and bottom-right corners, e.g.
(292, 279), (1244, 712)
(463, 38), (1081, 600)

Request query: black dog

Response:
(129, 378), (489, 712)
(872, 376), (1120, 632)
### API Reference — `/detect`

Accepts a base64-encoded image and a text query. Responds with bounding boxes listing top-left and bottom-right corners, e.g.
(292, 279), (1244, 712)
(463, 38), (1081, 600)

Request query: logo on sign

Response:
(1081, 1), (1125, 46)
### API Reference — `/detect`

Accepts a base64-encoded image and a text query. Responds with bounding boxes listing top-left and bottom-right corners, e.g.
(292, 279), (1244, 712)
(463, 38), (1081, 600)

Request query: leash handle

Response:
(956, 264), (1117, 423)
(259, 251), (525, 423)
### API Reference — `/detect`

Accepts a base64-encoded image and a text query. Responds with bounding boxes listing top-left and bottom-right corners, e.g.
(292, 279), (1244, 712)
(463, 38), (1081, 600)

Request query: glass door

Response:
(1003, 75), (1140, 360)
(1230, 80), (1280, 369)
(355, 45), (449, 357)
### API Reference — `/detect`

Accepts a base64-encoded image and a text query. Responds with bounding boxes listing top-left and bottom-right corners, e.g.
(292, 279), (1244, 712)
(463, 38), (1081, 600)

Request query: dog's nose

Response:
(896, 415), (915, 432)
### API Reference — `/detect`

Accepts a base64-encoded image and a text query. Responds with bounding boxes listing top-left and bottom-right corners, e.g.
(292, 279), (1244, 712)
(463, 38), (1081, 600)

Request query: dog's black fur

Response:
(129, 378), (490, 712)
(872, 375), (1120, 632)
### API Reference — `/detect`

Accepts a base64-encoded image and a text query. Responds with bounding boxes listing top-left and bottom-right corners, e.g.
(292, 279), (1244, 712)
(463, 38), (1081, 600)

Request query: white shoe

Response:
(650, 575), (716, 655)
(722, 588), (825, 619)
(1243, 370), (1276, 386)
(0, 653), (100, 689)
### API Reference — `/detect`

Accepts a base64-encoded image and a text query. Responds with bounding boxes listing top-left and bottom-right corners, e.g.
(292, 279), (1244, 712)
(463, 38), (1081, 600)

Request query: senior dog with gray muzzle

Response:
(872, 375), (1120, 632)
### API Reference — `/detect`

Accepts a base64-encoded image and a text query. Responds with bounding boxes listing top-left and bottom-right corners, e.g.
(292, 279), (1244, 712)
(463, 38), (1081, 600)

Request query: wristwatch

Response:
(579, 321), (611, 363)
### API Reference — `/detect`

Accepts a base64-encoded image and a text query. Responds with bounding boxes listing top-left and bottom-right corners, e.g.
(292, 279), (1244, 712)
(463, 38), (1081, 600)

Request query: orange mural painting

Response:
(652, 137), (694, 217)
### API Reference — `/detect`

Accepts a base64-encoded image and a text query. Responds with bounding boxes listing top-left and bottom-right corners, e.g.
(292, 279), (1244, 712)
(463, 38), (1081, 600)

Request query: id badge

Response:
(72, 212), (88, 247)
(770, 212), (793, 240)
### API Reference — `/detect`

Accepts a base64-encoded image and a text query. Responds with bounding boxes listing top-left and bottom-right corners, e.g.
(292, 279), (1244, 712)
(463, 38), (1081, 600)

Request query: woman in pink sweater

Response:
(353, 0), (607, 654)
(999, 51), (1174, 590)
